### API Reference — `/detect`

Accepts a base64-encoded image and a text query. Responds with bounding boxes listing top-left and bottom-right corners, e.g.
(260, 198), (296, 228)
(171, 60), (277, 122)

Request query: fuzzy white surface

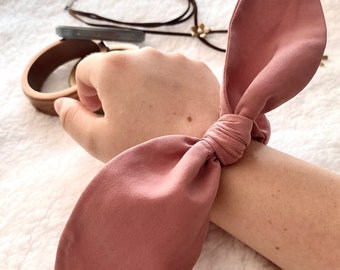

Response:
(0, 0), (339, 269)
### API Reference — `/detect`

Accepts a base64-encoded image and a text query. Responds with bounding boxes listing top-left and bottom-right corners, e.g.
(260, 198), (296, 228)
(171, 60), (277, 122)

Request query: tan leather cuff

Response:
(22, 39), (108, 115)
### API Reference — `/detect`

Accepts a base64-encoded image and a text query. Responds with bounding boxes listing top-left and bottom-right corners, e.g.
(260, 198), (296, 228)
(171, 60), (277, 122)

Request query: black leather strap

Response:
(66, 0), (228, 52)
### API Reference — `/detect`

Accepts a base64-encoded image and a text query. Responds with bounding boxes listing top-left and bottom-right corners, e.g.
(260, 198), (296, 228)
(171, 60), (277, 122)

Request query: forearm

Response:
(210, 141), (340, 270)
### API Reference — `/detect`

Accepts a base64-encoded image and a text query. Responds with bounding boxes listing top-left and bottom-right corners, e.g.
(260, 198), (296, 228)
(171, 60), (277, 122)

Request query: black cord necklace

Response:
(65, 0), (228, 52)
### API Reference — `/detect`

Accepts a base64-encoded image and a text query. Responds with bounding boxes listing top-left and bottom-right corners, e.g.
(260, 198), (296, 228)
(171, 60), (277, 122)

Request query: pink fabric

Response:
(55, 0), (326, 269)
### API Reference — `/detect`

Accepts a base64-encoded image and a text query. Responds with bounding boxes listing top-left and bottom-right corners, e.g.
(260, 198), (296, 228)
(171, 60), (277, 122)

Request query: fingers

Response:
(76, 79), (102, 112)
(75, 53), (105, 111)
(54, 97), (106, 161)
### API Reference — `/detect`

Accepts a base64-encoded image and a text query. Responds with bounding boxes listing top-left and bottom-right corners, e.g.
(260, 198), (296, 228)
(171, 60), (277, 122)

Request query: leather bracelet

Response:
(22, 39), (108, 115)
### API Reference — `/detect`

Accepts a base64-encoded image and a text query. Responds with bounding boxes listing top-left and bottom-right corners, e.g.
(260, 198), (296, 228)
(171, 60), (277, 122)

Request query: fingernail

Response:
(54, 99), (63, 115)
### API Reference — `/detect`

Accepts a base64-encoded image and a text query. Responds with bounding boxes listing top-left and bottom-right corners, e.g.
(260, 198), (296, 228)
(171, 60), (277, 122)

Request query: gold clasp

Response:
(191, 23), (210, 38)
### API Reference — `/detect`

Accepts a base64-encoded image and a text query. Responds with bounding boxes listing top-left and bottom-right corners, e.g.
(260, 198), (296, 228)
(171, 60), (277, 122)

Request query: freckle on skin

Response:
(187, 115), (192, 122)
(275, 246), (280, 250)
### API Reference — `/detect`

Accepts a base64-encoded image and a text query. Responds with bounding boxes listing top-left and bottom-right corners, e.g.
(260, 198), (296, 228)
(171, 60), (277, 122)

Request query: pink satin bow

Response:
(55, 0), (326, 269)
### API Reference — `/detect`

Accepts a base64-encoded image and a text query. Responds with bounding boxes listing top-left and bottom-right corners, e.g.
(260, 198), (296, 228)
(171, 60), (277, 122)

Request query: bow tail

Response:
(55, 136), (221, 269)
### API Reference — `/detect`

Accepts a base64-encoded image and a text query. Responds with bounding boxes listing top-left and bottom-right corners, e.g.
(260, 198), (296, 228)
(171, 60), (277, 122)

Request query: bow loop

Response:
(220, 0), (326, 142)
(203, 114), (252, 166)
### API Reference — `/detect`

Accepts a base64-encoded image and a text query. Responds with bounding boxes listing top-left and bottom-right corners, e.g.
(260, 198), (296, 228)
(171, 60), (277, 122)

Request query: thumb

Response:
(54, 98), (105, 160)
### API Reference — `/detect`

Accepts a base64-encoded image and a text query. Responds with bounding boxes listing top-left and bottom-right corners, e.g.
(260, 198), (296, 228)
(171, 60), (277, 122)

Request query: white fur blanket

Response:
(1, 0), (339, 269)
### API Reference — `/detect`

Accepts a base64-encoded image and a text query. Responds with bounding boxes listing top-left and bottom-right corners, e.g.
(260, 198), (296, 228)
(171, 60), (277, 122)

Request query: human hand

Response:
(54, 48), (220, 162)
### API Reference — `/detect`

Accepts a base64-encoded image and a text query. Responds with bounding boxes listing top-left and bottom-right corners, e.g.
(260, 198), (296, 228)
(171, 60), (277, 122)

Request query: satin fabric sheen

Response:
(55, 0), (326, 269)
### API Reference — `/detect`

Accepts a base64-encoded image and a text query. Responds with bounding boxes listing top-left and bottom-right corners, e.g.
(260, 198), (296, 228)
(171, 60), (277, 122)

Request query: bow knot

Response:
(203, 114), (253, 166)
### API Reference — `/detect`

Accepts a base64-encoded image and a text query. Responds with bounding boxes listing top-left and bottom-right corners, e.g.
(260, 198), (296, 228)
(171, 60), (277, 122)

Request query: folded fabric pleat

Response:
(55, 0), (326, 269)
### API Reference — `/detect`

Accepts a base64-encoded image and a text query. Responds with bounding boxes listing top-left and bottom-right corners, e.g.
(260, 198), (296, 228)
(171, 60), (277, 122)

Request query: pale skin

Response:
(54, 48), (340, 270)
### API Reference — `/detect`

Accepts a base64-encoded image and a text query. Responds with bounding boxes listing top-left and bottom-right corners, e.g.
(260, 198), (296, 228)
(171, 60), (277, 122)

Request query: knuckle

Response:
(94, 52), (131, 84)
(141, 46), (159, 54)
(170, 52), (186, 59)
(140, 47), (163, 59)
(102, 52), (128, 69)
